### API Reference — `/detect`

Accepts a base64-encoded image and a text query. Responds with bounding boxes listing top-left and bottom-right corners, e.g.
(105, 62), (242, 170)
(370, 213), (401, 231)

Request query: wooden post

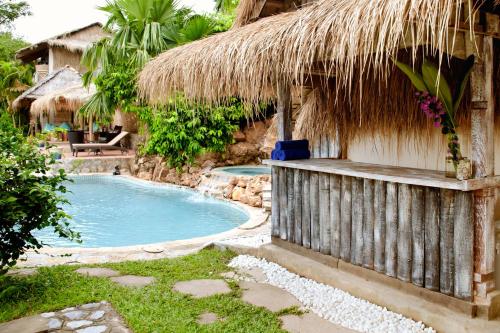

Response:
(340, 176), (352, 262)
(293, 169), (303, 245)
(454, 192), (474, 301)
(469, 35), (496, 298)
(271, 167), (280, 237)
(363, 179), (375, 270)
(277, 83), (292, 141)
(330, 175), (341, 257)
(397, 184), (412, 283)
(279, 168), (288, 240)
(287, 169), (295, 242)
(385, 182), (398, 278)
(424, 187), (440, 291)
(310, 172), (320, 252)
(411, 186), (425, 287)
(440, 189), (455, 296)
(374, 180), (386, 273)
(302, 171), (311, 249)
(351, 178), (364, 266)
(319, 173), (331, 254)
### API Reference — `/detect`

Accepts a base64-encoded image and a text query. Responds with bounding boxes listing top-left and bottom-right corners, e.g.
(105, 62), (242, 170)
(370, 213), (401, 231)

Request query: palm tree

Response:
(80, 0), (216, 132)
(214, 0), (239, 14)
(0, 61), (31, 126)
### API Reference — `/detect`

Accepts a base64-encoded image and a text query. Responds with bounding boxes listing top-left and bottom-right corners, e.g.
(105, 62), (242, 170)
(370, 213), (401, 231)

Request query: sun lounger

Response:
(73, 131), (129, 157)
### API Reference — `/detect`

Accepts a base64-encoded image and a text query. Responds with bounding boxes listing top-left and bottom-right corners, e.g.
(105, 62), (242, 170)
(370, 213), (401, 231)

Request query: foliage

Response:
(215, 0), (239, 14)
(0, 249), (288, 332)
(137, 97), (245, 168)
(395, 57), (474, 165)
(0, 32), (28, 61)
(0, 0), (30, 28)
(0, 125), (79, 274)
(0, 60), (32, 123)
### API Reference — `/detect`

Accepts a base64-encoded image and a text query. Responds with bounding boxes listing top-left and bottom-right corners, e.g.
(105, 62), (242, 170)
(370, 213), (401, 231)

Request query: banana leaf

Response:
(394, 61), (427, 92)
(453, 55), (475, 113)
(422, 60), (453, 114)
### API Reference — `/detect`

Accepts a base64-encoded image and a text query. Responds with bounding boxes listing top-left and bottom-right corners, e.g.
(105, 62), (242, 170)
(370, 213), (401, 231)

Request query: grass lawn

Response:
(0, 249), (289, 332)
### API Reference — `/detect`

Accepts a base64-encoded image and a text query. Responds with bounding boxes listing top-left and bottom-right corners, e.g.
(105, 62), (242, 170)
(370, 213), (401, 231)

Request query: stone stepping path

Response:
(76, 267), (155, 288)
(197, 312), (220, 325)
(110, 275), (156, 288)
(0, 301), (130, 333)
(173, 279), (232, 298)
(239, 281), (301, 312)
(76, 268), (121, 278)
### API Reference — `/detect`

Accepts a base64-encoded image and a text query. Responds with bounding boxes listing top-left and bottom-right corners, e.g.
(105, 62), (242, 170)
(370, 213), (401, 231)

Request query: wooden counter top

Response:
(263, 159), (500, 191)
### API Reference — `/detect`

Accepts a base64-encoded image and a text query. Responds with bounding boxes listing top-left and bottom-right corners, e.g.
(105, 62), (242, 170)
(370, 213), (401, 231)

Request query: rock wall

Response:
(132, 120), (274, 208)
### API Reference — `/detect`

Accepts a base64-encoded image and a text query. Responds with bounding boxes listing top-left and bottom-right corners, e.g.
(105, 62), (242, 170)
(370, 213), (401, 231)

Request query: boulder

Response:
(232, 186), (245, 201)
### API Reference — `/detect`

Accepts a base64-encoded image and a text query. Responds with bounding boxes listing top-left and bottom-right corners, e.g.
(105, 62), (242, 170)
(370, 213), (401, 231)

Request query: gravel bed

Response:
(229, 255), (435, 333)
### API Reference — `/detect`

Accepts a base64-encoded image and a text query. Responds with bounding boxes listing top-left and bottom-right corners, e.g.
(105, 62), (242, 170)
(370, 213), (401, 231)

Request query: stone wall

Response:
(132, 120), (274, 208)
(55, 156), (134, 175)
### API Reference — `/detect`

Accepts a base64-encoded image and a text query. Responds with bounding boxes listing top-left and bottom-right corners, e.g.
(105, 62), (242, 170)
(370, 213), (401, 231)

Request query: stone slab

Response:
(0, 315), (49, 333)
(173, 279), (231, 298)
(281, 313), (358, 333)
(76, 267), (121, 277)
(239, 281), (301, 312)
(197, 312), (219, 324)
(110, 275), (156, 287)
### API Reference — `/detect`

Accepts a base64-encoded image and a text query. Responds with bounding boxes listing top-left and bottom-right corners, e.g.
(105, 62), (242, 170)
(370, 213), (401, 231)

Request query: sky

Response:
(13, 0), (215, 43)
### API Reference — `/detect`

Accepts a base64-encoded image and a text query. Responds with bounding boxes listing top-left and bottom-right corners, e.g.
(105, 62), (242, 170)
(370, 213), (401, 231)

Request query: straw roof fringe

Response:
(12, 66), (83, 110)
(46, 39), (92, 53)
(30, 84), (96, 117)
(232, 0), (261, 28)
(139, 0), (480, 105)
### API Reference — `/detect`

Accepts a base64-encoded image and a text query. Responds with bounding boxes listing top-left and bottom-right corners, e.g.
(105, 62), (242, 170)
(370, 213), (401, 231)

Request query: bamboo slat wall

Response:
(271, 166), (475, 301)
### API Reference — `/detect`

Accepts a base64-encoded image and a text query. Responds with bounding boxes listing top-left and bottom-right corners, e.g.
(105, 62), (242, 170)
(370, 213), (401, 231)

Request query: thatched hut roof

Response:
(139, 0), (499, 105)
(16, 22), (105, 63)
(30, 84), (96, 117)
(12, 66), (83, 110)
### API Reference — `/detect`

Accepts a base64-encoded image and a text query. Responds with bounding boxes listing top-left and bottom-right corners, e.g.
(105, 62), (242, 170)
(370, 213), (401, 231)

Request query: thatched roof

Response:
(16, 23), (105, 63)
(12, 66), (83, 110)
(139, 0), (498, 105)
(30, 84), (96, 117)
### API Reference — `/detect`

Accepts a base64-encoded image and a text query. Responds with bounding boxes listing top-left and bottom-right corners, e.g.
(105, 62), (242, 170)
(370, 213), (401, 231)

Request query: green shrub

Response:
(137, 97), (245, 168)
(0, 125), (79, 274)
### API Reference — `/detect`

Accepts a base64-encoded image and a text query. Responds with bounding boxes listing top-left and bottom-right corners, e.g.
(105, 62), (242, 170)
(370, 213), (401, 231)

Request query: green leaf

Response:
(422, 60), (453, 113)
(394, 60), (427, 92)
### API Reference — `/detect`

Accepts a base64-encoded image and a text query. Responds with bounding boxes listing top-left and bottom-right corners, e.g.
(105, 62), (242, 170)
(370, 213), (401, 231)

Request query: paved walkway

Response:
(1, 264), (357, 333)
(0, 302), (130, 333)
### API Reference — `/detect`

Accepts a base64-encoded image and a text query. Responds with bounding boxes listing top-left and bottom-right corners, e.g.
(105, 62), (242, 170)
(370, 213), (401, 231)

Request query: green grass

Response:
(0, 249), (287, 333)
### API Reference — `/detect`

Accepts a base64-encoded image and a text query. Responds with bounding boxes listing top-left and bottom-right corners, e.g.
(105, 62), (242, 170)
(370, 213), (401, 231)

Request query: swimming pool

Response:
(36, 176), (248, 248)
(215, 166), (271, 176)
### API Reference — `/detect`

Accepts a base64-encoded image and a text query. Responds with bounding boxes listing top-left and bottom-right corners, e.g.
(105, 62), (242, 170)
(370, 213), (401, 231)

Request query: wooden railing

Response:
(265, 159), (500, 301)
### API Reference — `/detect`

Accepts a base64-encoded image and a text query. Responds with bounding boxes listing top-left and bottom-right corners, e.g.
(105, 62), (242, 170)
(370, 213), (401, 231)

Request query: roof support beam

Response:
(467, 32), (497, 302)
(277, 83), (293, 141)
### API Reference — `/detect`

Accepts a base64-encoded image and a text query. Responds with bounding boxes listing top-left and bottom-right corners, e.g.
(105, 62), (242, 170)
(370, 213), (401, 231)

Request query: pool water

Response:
(36, 176), (248, 248)
(217, 166), (271, 176)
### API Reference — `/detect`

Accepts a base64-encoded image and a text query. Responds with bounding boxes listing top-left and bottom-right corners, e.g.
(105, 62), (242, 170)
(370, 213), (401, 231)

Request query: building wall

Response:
(49, 47), (86, 74)
(347, 126), (500, 219)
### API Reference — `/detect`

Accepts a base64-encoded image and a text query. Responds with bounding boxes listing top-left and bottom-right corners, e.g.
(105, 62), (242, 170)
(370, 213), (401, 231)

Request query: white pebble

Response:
(229, 255), (435, 333)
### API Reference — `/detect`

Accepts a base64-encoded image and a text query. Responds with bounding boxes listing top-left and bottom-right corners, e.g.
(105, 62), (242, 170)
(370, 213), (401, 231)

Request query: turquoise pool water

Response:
(36, 176), (248, 248)
(217, 166), (271, 176)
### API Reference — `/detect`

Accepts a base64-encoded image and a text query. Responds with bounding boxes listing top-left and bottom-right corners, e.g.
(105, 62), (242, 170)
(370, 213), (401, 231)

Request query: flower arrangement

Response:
(395, 56), (474, 178)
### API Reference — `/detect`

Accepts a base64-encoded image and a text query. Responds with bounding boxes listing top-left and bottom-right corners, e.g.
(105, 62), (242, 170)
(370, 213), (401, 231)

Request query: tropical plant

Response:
(215, 0), (239, 14)
(0, 60), (32, 127)
(0, 125), (79, 274)
(395, 56), (474, 166)
(0, 32), (29, 61)
(138, 96), (245, 168)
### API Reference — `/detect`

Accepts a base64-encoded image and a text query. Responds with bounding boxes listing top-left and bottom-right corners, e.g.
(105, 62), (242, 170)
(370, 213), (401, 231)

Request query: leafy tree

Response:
(0, 60), (32, 124)
(0, 32), (28, 61)
(0, 0), (30, 28)
(138, 96), (245, 168)
(214, 0), (239, 14)
(0, 124), (79, 274)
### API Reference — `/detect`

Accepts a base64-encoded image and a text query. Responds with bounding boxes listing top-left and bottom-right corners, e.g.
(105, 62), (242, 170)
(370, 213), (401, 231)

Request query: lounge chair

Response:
(73, 131), (129, 157)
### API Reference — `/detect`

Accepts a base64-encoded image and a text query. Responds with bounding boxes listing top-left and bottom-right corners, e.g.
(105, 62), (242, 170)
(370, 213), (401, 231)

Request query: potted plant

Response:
(395, 56), (474, 180)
